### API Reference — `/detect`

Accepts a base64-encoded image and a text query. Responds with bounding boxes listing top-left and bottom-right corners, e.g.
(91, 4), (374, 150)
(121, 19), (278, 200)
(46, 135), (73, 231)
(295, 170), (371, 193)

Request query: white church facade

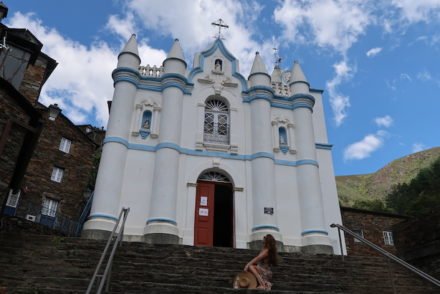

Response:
(82, 34), (345, 254)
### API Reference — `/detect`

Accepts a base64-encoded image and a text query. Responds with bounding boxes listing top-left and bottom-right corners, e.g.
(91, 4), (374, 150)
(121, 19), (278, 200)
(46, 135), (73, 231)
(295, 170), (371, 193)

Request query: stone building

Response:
(84, 34), (345, 254)
(0, 4), (97, 231)
(340, 206), (408, 256)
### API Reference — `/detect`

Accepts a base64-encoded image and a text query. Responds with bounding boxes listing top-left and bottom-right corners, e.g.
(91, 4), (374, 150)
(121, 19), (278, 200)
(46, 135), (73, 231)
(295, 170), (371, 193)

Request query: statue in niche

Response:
(143, 118), (150, 130)
(214, 59), (223, 72)
(140, 110), (152, 139)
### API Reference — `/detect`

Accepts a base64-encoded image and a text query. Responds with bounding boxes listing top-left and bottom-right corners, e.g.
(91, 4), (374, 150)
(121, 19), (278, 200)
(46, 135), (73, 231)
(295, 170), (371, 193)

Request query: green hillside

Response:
(336, 147), (440, 207)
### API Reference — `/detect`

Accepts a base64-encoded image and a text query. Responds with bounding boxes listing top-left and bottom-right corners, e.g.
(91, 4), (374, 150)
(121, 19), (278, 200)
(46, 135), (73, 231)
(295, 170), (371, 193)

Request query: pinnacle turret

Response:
(290, 61), (308, 84)
(289, 60), (309, 94)
(117, 34), (140, 69)
(248, 52), (270, 87)
(164, 38), (186, 75)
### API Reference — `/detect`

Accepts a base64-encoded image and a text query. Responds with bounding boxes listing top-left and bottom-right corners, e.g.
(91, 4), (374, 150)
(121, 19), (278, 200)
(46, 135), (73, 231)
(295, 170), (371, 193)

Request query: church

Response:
(82, 30), (345, 254)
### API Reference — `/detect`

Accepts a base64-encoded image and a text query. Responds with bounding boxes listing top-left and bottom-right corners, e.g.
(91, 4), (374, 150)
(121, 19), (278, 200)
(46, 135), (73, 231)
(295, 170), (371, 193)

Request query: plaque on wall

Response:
(264, 207), (274, 215)
(199, 208), (209, 216)
(200, 196), (208, 206)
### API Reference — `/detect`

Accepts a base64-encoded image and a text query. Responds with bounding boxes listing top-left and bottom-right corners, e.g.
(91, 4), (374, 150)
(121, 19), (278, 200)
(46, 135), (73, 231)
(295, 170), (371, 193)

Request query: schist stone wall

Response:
(341, 207), (408, 256)
(393, 213), (440, 279)
(0, 84), (32, 206)
(18, 54), (54, 105)
(19, 108), (97, 221)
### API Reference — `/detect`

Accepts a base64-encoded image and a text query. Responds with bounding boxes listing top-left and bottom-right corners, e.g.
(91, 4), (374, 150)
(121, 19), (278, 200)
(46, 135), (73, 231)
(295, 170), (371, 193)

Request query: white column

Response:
(229, 107), (239, 153)
(84, 79), (137, 235)
(249, 99), (280, 245)
(293, 104), (332, 251)
(151, 106), (161, 138)
(144, 86), (183, 243)
(287, 123), (296, 153)
(195, 102), (205, 149)
(271, 121), (279, 152)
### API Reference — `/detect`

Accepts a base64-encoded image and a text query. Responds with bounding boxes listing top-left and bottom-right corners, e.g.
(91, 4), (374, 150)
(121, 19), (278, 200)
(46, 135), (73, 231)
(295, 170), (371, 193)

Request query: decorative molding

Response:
(301, 230), (328, 236)
(198, 75), (215, 84)
(233, 187), (244, 192)
(187, 183), (197, 187)
(103, 137), (321, 168)
(212, 158), (221, 167)
(252, 225), (280, 232)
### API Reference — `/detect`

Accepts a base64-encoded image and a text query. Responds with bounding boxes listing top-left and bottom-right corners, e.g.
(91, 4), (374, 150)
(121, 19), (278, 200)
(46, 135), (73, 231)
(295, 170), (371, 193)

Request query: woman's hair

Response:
(263, 234), (278, 266)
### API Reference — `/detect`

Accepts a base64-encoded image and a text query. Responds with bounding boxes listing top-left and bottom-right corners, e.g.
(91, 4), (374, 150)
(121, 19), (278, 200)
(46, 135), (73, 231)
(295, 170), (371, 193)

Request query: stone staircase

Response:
(0, 232), (438, 293)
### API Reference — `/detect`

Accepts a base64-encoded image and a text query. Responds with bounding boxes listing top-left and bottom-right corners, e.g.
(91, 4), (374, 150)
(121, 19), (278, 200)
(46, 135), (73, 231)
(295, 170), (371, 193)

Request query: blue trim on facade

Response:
(188, 39), (248, 91)
(315, 143), (333, 150)
(88, 213), (118, 221)
(103, 137), (320, 168)
(248, 72), (271, 81)
(243, 95), (273, 103)
(301, 230), (329, 236)
(252, 225), (280, 232)
(113, 77), (139, 88)
(146, 218), (178, 226)
(113, 76), (192, 95)
(292, 103), (314, 112)
(117, 51), (141, 63)
(289, 80), (310, 88)
(161, 73), (192, 84)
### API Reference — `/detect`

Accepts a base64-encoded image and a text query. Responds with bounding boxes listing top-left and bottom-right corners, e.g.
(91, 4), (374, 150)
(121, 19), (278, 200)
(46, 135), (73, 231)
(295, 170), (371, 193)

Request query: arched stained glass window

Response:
(204, 98), (229, 144)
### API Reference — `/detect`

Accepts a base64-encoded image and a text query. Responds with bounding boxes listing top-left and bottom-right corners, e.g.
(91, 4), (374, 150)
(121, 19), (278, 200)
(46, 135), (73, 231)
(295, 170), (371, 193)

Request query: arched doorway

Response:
(194, 170), (234, 247)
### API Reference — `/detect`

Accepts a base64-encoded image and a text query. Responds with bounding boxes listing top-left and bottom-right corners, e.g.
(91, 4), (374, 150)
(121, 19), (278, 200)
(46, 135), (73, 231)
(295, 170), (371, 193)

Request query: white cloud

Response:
(412, 143), (427, 153)
(274, 0), (373, 54)
(326, 60), (355, 126)
(7, 12), (166, 126)
(400, 73), (412, 82)
(417, 70), (432, 81)
(366, 47), (382, 57)
(391, 0), (440, 23)
(374, 115), (393, 128)
(344, 131), (386, 160)
(123, 0), (270, 76)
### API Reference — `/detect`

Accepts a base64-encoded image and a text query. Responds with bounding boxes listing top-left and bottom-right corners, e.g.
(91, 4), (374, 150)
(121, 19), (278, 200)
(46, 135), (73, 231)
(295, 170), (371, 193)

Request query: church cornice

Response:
(102, 136), (332, 166)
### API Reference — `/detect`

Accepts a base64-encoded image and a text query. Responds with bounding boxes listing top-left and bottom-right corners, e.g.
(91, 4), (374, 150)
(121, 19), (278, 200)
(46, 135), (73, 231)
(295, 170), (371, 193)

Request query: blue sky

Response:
(5, 0), (440, 176)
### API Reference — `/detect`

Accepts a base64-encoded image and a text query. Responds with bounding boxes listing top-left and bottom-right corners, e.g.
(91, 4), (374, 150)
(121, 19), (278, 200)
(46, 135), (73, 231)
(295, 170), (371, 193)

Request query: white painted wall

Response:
(85, 39), (345, 254)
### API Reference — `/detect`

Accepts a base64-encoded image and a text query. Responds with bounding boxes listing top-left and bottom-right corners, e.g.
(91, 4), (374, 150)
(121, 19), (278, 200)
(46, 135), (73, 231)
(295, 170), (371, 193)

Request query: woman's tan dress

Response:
(256, 262), (273, 290)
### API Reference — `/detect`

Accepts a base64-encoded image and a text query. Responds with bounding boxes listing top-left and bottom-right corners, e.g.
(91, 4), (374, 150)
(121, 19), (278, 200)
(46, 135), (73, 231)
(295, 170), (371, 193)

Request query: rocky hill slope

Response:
(336, 147), (440, 206)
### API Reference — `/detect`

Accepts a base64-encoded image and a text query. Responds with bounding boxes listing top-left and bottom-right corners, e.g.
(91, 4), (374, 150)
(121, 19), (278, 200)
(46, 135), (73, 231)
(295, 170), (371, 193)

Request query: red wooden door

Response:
(194, 182), (215, 246)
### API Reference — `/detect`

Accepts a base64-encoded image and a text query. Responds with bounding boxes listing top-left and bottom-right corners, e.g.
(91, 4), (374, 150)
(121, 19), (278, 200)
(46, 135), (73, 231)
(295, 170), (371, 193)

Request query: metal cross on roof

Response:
(212, 18), (229, 39)
(273, 47), (282, 69)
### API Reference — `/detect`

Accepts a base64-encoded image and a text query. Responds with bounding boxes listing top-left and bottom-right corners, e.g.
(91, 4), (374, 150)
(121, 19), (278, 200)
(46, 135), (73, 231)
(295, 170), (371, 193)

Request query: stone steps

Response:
(0, 233), (438, 293)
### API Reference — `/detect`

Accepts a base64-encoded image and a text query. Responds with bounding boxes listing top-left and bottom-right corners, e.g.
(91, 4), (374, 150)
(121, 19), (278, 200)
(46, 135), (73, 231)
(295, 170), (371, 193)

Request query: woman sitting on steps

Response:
(244, 234), (278, 290)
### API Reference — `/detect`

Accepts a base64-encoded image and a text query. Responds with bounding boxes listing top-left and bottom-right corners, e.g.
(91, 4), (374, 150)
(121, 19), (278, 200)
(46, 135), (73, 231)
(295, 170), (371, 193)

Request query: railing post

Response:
(337, 227), (344, 261)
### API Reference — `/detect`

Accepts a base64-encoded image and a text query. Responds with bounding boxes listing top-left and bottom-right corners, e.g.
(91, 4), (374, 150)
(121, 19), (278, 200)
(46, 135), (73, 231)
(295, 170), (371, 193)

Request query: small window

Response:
(383, 231), (394, 246)
(352, 229), (363, 243)
(41, 198), (59, 217)
(6, 190), (21, 208)
(59, 137), (71, 153)
(51, 167), (64, 183)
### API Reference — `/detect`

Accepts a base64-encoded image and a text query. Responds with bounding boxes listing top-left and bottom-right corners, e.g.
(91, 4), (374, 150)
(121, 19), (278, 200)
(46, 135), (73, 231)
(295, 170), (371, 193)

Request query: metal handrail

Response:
(331, 223), (440, 287)
(86, 207), (130, 294)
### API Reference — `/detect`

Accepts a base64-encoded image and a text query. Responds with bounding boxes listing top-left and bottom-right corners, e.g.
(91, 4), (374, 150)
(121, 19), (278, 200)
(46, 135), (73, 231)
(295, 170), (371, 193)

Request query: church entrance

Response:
(194, 171), (233, 247)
